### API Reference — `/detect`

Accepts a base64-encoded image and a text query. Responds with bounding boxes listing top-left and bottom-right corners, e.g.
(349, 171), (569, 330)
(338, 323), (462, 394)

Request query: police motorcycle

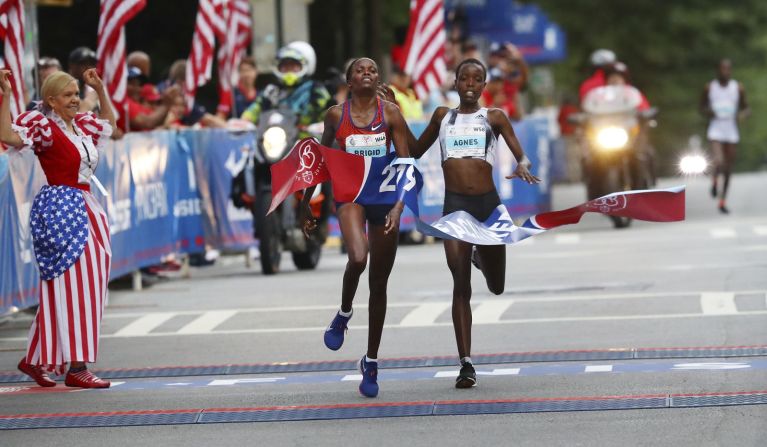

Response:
(231, 44), (331, 274)
(570, 85), (657, 228)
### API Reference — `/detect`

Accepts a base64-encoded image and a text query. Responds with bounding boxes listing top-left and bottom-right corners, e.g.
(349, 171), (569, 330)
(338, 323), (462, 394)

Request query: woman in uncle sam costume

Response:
(300, 57), (412, 398)
(407, 58), (540, 389)
(0, 69), (114, 388)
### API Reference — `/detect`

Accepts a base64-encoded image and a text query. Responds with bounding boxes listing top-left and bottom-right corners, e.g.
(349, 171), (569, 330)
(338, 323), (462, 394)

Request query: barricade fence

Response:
(0, 119), (552, 314)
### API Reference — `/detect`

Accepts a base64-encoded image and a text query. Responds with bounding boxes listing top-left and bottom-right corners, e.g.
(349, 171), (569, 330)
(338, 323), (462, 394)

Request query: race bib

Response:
(712, 100), (736, 119)
(345, 132), (388, 157)
(445, 125), (486, 158)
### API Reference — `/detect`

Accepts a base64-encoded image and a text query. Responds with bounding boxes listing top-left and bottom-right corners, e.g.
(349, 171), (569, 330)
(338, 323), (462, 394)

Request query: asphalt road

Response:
(1, 172), (765, 446)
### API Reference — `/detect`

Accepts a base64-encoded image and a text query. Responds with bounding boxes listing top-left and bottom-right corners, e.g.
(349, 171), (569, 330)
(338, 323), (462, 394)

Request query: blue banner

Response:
(445, 0), (567, 64)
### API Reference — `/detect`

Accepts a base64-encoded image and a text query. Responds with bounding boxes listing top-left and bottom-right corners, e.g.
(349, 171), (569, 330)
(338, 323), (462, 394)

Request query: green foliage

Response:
(529, 0), (767, 172)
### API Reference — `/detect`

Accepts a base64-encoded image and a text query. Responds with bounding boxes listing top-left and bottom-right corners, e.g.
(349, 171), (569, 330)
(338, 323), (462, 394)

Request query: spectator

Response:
(127, 51), (151, 78)
(480, 43), (527, 121)
(158, 59), (226, 128)
(389, 66), (423, 120)
(26, 57), (61, 110)
(216, 56), (258, 119)
(122, 66), (178, 132)
(67, 46), (100, 112)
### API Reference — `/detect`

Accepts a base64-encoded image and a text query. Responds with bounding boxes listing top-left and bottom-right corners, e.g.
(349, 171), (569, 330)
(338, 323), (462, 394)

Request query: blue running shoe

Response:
(358, 356), (379, 398)
(324, 310), (352, 351)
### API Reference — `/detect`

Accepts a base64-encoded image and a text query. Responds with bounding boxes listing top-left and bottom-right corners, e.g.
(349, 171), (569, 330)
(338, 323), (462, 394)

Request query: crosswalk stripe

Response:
(753, 226), (767, 236)
(584, 365), (613, 373)
(472, 300), (513, 324)
(700, 292), (738, 315)
(177, 310), (238, 334)
(399, 303), (452, 327)
(113, 312), (177, 336)
(710, 228), (737, 239)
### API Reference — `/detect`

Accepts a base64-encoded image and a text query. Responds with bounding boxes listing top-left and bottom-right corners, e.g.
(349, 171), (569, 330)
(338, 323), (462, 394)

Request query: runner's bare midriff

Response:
(443, 158), (495, 195)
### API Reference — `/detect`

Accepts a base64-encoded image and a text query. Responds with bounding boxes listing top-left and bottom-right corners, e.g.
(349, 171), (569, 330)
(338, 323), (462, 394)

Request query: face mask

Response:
(281, 72), (300, 87)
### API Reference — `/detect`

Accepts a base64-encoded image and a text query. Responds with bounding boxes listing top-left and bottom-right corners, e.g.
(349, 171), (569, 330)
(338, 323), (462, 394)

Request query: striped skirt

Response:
(24, 192), (111, 374)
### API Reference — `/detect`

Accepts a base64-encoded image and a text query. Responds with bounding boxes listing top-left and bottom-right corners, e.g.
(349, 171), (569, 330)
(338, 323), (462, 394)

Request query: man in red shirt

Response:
(120, 67), (179, 132)
(579, 49), (616, 103)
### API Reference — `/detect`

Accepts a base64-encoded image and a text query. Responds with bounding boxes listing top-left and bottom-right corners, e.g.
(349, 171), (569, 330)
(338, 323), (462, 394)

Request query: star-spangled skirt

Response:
(25, 192), (111, 374)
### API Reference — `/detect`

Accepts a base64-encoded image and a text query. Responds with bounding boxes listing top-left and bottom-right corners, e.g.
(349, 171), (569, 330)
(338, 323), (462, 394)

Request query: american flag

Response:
(0, 0), (26, 117)
(216, 0), (252, 116)
(97, 0), (146, 122)
(400, 0), (447, 99)
(185, 0), (227, 109)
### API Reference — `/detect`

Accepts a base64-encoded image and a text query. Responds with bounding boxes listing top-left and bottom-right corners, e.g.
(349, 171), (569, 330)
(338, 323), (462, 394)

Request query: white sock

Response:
(339, 308), (352, 318)
(461, 357), (472, 365)
(365, 356), (377, 363)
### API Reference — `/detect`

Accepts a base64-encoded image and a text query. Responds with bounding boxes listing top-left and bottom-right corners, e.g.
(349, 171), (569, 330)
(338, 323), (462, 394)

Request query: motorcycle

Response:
(231, 105), (331, 274)
(570, 85), (657, 228)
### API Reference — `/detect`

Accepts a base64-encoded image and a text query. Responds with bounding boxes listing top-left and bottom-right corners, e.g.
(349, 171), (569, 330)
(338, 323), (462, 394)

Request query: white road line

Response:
(399, 302), (452, 327)
(472, 300), (513, 324)
(341, 374), (362, 381)
(700, 292), (738, 315)
(4, 309), (767, 342)
(754, 226), (767, 236)
(176, 310), (237, 334)
(555, 234), (581, 244)
(102, 289), (767, 319)
(112, 312), (177, 336)
(710, 228), (737, 239)
(479, 368), (521, 376)
(584, 365), (613, 373)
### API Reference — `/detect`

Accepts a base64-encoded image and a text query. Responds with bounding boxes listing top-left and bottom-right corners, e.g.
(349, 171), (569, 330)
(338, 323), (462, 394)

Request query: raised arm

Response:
(82, 69), (116, 130)
(488, 108), (540, 184)
(411, 106), (448, 158)
(0, 70), (24, 148)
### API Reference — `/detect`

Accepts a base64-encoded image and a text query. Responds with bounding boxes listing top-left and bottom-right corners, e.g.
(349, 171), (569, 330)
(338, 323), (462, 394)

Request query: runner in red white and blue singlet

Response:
(335, 97), (392, 157)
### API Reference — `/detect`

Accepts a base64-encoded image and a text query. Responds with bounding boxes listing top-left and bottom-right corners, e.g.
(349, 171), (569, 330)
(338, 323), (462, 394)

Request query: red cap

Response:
(140, 83), (161, 102)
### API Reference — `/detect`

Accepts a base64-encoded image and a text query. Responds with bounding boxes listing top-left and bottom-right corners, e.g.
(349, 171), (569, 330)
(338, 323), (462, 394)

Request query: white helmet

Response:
(286, 41), (316, 76)
(274, 46), (308, 87)
(590, 49), (616, 67)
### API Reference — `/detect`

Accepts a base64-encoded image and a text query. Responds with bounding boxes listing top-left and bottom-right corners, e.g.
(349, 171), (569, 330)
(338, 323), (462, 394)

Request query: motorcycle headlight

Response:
(595, 126), (629, 150)
(263, 126), (288, 161)
(679, 154), (708, 175)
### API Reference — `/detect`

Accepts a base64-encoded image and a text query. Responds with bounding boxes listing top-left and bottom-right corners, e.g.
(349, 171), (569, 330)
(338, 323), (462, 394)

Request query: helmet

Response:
(274, 46), (308, 87)
(286, 41), (316, 76)
(590, 49), (616, 67)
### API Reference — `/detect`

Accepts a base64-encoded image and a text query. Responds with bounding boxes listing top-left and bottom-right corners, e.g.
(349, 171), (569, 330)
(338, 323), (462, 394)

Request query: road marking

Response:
(700, 292), (738, 315)
(399, 302), (452, 327)
(753, 226), (767, 236)
(176, 310), (237, 334)
(208, 378), (285, 386)
(472, 300), (513, 324)
(672, 362), (751, 371)
(478, 368), (521, 376)
(710, 228), (737, 239)
(112, 313), (177, 336)
(555, 234), (581, 244)
(101, 289), (767, 319)
(585, 365), (613, 373)
(341, 374), (362, 381)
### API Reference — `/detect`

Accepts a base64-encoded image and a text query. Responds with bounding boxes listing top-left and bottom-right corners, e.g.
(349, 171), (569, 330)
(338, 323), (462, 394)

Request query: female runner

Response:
(301, 58), (411, 397)
(409, 58), (540, 388)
